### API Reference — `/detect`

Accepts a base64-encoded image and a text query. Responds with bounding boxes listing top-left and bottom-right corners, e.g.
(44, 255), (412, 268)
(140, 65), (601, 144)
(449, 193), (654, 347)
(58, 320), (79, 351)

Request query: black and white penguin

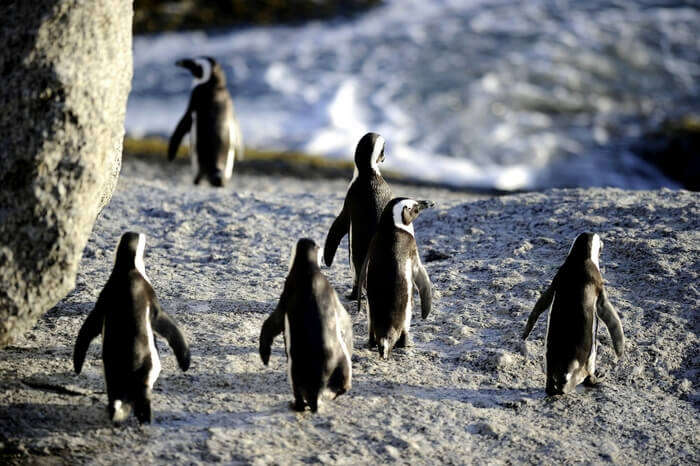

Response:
(522, 232), (625, 395)
(259, 238), (353, 412)
(324, 132), (393, 299)
(168, 56), (244, 187)
(73, 232), (191, 423)
(358, 198), (434, 359)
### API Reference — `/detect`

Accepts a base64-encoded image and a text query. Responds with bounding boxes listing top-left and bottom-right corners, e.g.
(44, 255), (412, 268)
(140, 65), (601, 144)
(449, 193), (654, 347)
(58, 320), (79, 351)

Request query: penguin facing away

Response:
(168, 56), (244, 187)
(358, 198), (434, 359)
(73, 232), (191, 424)
(522, 232), (625, 396)
(259, 238), (353, 412)
(324, 132), (393, 299)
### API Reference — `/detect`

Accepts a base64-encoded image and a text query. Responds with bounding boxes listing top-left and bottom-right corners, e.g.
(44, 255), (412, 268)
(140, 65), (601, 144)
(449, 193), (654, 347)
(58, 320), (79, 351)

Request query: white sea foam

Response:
(126, 0), (698, 190)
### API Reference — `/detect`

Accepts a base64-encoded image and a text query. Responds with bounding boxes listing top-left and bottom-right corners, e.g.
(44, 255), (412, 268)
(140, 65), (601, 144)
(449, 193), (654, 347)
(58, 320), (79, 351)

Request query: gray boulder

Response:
(0, 1), (132, 348)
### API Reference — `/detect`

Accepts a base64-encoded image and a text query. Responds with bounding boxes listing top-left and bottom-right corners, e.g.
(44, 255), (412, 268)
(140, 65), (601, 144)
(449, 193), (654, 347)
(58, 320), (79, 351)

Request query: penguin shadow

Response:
(353, 378), (541, 408)
(0, 401), (108, 436)
(156, 403), (292, 430)
(199, 343), (261, 358)
(177, 298), (273, 316)
(2, 345), (73, 362)
(213, 367), (290, 396)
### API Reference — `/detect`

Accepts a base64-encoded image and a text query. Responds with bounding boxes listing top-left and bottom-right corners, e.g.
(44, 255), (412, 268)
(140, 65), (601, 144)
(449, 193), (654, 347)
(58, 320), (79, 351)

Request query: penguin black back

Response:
(522, 232), (625, 395)
(324, 132), (393, 298)
(260, 239), (353, 412)
(168, 56), (243, 187)
(74, 232), (191, 424)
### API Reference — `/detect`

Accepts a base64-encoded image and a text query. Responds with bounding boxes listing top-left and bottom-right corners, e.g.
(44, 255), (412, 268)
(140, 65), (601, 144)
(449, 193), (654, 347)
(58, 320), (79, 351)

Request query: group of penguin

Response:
(71, 57), (626, 424)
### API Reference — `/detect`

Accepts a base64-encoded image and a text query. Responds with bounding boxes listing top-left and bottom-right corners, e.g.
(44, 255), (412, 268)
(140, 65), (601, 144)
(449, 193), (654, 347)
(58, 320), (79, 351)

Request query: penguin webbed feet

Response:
(395, 331), (413, 348)
(290, 397), (318, 413)
(583, 369), (606, 387)
(291, 399), (306, 412)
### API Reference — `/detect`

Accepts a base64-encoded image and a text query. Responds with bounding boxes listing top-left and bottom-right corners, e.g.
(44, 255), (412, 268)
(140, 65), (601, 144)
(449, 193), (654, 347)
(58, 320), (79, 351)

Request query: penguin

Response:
(358, 198), (434, 359)
(168, 56), (244, 187)
(259, 238), (353, 412)
(323, 132), (393, 299)
(73, 232), (191, 424)
(522, 232), (625, 396)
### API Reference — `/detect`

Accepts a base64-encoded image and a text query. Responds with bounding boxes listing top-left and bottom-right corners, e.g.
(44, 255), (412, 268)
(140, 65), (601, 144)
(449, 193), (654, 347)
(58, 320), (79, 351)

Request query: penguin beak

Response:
(175, 59), (197, 74)
(415, 200), (435, 212)
(378, 149), (386, 164)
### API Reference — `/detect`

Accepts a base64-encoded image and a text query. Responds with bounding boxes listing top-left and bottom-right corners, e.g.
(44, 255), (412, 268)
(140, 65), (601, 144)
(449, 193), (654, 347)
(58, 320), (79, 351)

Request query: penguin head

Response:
(288, 238), (322, 273)
(354, 132), (386, 173)
(385, 197), (435, 235)
(566, 232), (603, 269)
(114, 232), (149, 279)
(176, 56), (225, 87)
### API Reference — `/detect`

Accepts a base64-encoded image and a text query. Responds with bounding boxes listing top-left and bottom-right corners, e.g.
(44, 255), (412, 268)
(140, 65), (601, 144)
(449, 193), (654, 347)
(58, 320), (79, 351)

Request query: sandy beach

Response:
(1, 158), (697, 464)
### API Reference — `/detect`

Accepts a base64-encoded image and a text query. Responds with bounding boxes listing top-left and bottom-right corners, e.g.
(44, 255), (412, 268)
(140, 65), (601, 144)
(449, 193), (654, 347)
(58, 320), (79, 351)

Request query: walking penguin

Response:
(358, 198), (434, 359)
(522, 232), (625, 395)
(259, 238), (353, 412)
(168, 56), (243, 187)
(73, 232), (191, 423)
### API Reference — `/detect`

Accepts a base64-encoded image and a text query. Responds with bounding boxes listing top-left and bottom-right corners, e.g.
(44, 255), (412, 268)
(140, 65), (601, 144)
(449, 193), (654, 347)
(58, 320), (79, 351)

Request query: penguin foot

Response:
(396, 333), (413, 348)
(291, 400), (306, 412)
(308, 400), (319, 413)
(332, 388), (348, 400)
(583, 370), (606, 387)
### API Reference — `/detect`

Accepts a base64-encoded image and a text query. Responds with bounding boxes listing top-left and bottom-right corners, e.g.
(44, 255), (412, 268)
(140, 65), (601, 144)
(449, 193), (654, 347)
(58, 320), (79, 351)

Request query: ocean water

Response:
(126, 0), (700, 190)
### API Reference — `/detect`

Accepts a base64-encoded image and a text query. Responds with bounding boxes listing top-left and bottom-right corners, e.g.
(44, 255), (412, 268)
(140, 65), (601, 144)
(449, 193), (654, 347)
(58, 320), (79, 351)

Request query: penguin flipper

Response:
(597, 288), (625, 359)
(259, 302), (286, 366)
(412, 260), (432, 319)
(168, 110), (192, 161)
(522, 272), (558, 340)
(73, 297), (106, 374)
(151, 302), (191, 371)
(323, 203), (350, 267)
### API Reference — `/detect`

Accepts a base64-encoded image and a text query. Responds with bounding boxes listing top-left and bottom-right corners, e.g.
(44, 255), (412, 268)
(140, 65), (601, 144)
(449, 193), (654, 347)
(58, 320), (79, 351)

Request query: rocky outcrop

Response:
(632, 117), (700, 192)
(0, 1), (132, 348)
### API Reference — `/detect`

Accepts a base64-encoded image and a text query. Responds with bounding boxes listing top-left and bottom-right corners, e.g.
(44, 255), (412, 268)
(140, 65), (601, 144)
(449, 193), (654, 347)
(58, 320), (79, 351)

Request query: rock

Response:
(632, 117), (700, 191)
(0, 1), (132, 348)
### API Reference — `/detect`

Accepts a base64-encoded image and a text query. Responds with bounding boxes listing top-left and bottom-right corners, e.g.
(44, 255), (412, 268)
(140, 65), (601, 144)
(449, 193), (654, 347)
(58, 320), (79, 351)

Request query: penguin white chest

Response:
(189, 111), (199, 173)
(402, 259), (413, 331)
(544, 291), (555, 375)
(145, 306), (161, 389)
(334, 307), (352, 380)
(586, 316), (598, 374)
(224, 120), (236, 180)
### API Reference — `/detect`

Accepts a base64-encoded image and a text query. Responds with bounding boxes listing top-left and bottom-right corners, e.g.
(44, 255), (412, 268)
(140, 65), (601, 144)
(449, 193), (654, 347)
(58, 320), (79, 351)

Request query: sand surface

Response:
(1, 159), (698, 464)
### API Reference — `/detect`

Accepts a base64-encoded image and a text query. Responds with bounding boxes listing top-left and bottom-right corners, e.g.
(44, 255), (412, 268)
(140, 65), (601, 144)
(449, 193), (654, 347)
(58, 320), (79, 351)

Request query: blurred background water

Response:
(126, 0), (700, 191)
